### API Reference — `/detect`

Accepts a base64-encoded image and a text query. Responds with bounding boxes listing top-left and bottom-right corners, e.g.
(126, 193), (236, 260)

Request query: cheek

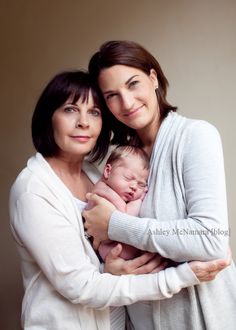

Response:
(106, 100), (121, 117)
(112, 177), (125, 190)
(94, 118), (103, 136)
(134, 189), (143, 198)
(53, 127), (65, 148)
(52, 113), (68, 134)
(52, 119), (63, 141)
(120, 180), (129, 190)
(149, 88), (158, 105)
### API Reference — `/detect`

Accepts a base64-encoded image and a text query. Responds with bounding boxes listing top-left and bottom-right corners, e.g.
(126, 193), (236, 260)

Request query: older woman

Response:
(9, 70), (226, 330)
(84, 40), (236, 329)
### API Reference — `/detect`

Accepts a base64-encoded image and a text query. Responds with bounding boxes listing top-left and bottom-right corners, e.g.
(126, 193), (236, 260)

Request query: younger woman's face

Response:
(98, 65), (160, 133)
(52, 90), (102, 160)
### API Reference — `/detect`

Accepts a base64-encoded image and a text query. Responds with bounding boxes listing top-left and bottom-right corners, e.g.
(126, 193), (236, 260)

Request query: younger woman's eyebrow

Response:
(103, 75), (139, 95)
(125, 75), (139, 85)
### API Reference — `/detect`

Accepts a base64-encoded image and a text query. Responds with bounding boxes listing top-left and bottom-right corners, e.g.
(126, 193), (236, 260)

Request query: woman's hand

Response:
(104, 244), (167, 275)
(189, 252), (231, 282)
(83, 193), (116, 249)
(104, 244), (231, 279)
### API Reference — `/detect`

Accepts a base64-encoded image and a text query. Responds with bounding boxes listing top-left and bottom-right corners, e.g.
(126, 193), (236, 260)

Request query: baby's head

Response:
(103, 146), (149, 202)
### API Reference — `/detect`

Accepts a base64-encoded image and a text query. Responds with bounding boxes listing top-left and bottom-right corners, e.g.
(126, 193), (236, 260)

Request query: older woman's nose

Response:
(76, 113), (89, 127)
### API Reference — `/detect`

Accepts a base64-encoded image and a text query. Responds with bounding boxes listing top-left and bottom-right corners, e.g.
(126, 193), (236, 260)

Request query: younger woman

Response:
(84, 40), (236, 329)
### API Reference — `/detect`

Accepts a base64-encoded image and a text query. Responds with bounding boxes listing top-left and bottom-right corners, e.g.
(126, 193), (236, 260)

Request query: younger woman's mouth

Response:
(125, 105), (144, 117)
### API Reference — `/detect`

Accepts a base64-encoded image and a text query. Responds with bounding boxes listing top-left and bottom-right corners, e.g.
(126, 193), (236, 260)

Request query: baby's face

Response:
(104, 154), (149, 202)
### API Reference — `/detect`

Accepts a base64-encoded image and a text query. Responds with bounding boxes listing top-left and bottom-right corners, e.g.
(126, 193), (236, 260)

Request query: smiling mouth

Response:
(124, 105), (144, 117)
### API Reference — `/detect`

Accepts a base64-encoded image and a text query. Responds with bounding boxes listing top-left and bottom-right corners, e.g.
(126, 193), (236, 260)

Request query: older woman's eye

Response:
(64, 106), (76, 113)
(88, 108), (101, 116)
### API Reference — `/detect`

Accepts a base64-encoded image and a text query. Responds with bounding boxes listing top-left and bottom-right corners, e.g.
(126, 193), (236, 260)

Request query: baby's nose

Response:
(130, 182), (137, 190)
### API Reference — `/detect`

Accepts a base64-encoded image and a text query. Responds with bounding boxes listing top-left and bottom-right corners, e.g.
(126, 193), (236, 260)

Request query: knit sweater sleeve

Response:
(108, 121), (229, 262)
(10, 191), (200, 309)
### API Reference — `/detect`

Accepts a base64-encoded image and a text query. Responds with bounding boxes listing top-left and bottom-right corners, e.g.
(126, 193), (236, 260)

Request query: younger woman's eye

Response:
(106, 93), (118, 100)
(129, 80), (139, 88)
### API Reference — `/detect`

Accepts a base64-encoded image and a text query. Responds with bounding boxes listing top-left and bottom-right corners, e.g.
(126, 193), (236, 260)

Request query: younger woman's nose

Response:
(121, 92), (134, 110)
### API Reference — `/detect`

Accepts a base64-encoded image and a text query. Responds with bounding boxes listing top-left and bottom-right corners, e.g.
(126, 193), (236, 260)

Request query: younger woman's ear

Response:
(103, 163), (112, 179)
(149, 68), (158, 89)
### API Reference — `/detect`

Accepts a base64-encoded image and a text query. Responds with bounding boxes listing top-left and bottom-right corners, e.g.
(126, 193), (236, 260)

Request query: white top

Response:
(9, 152), (199, 330)
(74, 197), (126, 330)
(109, 112), (236, 329)
(74, 197), (87, 211)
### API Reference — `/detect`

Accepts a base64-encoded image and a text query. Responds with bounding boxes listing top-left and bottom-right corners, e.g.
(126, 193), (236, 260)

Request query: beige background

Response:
(1, 0), (235, 328)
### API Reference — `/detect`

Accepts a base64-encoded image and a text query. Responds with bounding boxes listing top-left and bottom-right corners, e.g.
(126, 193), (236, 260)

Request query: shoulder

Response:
(9, 160), (43, 223)
(185, 119), (222, 148)
(177, 112), (218, 133)
(9, 153), (55, 207)
(175, 116), (224, 166)
(173, 113), (221, 144)
(165, 114), (224, 165)
(10, 160), (36, 200)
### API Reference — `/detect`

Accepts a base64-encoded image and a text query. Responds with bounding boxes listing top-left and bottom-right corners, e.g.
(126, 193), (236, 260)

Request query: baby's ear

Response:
(103, 164), (112, 179)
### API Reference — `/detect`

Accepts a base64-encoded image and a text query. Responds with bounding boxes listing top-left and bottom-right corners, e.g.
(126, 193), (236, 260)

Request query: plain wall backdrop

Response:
(1, 0), (235, 328)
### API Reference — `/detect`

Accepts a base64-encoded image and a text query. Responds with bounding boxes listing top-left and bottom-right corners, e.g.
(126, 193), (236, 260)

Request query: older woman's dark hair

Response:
(32, 70), (111, 162)
(89, 40), (177, 146)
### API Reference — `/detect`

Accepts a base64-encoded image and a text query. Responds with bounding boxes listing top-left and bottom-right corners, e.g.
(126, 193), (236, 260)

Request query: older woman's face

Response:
(52, 90), (102, 159)
(98, 65), (160, 132)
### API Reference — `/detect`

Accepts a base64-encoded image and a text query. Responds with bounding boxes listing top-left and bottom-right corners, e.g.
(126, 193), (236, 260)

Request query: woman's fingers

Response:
(125, 252), (156, 271)
(105, 244), (123, 261)
(83, 193), (114, 241)
(131, 255), (167, 275)
(190, 258), (229, 282)
(120, 253), (166, 275)
(104, 244), (129, 275)
(104, 248), (169, 275)
(150, 261), (168, 274)
(92, 238), (101, 250)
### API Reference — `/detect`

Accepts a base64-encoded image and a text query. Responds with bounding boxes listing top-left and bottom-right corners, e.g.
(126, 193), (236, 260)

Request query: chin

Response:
(128, 118), (149, 129)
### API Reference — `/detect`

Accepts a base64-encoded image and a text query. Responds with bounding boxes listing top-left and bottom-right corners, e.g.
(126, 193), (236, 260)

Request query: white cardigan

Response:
(9, 153), (199, 330)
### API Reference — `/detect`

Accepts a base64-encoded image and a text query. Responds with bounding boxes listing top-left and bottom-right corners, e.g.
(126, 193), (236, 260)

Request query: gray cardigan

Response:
(109, 112), (236, 329)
